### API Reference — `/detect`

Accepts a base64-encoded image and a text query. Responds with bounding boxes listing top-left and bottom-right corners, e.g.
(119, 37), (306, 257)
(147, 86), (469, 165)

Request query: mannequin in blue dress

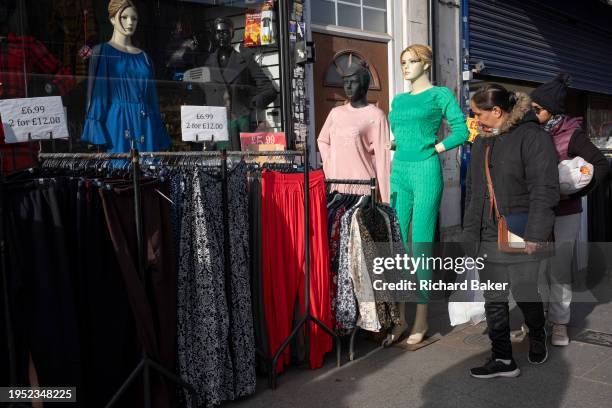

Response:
(81, 0), (170, 153)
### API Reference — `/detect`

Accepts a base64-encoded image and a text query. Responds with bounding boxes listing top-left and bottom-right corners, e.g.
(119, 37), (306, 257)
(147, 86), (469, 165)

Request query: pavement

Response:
(228, 276), (612, 408)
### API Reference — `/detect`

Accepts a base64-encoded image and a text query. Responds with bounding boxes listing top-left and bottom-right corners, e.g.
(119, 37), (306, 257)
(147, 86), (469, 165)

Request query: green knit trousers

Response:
(390, 154), (443, 303)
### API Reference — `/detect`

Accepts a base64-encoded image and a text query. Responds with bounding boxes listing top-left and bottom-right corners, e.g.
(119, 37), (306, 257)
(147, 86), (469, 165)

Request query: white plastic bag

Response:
(448, 264), (485, 326)
(558, 156), (593, 195)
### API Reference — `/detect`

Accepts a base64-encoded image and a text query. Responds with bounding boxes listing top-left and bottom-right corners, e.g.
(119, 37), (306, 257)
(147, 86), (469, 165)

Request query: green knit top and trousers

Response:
(388, 86), (468, 302)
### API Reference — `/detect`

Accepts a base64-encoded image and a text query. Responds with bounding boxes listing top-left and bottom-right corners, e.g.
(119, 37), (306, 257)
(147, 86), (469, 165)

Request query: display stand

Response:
(32, 147), (343, 401)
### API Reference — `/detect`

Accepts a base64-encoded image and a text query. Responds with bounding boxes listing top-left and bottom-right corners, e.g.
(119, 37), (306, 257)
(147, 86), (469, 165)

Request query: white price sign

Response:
(0, 96), (69, 143)
(181, 106), (229, 142)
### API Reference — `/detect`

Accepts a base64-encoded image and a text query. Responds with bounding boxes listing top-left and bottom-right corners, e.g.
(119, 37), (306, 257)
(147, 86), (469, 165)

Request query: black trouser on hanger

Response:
(75, 180), (139, 407)
(249, 175), (270, 373)
(99, 179), (177, 408)
(3, 180), (81, 406)
(480, 261), (545, 360)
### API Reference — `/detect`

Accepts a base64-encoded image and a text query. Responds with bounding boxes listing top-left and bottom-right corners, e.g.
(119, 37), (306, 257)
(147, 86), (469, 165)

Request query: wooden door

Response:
(313, 33), (389, 139)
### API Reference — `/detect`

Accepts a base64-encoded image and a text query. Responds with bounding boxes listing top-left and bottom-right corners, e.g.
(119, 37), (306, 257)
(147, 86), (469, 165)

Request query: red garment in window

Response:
(0, 33), (75, 173)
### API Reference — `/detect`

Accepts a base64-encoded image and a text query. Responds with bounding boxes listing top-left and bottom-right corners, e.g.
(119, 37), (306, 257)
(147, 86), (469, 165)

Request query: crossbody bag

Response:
(484, 145), (528, 253)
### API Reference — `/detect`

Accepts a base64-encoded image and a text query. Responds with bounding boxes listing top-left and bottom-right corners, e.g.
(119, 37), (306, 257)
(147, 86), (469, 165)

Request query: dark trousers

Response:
(480, 261), (545, 360)
(249, 175), (272, 372)
(76, 180), (139, 407)
(99, 179), (177, 408)
(3, 181), (81, 407)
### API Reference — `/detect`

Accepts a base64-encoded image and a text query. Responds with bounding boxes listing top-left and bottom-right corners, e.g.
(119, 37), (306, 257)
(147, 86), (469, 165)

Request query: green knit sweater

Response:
(388, 86), (468, 161)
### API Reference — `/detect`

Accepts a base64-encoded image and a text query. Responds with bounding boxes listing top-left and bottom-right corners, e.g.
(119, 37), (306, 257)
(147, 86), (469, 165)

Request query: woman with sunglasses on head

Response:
(463, 84), (559, 378)
(530, 73), (609, 347)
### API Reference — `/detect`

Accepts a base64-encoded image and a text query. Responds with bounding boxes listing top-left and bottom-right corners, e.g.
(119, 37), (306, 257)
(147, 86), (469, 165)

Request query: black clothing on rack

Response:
(75, 178), (140, 408)
(1, 174), (141, 407)
(3, 179), (81, 400)
(99, 179), (178, 408)
(247, 172), (271, 374)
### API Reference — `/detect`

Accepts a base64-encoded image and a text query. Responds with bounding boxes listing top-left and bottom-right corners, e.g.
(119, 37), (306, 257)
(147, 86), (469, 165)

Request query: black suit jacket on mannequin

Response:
(193, 48), (278, 119)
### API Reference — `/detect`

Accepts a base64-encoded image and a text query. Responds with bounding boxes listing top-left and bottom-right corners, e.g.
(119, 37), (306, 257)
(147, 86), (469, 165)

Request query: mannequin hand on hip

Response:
(386, 140), (396, 151)
(435, 142), (446, 154)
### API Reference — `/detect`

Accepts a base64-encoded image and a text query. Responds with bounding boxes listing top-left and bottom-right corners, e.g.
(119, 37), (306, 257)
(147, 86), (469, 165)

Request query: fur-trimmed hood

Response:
(479, 92), (533, 138)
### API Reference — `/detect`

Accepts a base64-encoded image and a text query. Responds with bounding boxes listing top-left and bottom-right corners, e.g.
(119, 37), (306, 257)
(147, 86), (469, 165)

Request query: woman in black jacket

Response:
(463, 84), (559, 378)
(530, 73), (609, 347)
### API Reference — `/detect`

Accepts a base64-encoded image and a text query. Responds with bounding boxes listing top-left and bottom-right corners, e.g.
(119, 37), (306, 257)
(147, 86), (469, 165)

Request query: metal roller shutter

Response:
(468, 0), (612, 95)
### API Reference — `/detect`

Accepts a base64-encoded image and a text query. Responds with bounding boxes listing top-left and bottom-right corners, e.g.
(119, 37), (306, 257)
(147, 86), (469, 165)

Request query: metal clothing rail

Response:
(139, 150), (302, 157)
(324, 177), (380, 361)
(38, 152), (132, 159)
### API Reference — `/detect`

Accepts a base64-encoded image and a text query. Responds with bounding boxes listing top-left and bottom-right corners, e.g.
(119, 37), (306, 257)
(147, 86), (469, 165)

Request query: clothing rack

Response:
(38, 149), (198, 408)
(38, 147), (342, 394)
(324, 177), (378, 361)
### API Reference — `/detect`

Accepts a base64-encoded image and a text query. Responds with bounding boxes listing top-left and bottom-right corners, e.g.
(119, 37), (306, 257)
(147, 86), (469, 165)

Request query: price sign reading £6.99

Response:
(181, 106), (229, 142)
(0, 96), (69, 143)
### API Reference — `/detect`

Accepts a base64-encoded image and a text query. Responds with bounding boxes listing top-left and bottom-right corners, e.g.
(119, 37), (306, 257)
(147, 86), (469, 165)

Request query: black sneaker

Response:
(470, 358), (521, 378)
(528, 327), (548, 364)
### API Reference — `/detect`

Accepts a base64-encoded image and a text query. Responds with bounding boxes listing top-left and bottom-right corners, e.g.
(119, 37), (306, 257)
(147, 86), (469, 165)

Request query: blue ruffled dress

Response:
(81, 43), (170, 153)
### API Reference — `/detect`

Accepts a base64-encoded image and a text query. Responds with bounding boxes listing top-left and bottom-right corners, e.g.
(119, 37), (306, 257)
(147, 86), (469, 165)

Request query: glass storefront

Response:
(0, 0), (305, 167)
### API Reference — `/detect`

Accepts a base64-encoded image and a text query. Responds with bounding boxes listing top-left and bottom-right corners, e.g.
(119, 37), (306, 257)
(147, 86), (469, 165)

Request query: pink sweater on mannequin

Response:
(317, 103), (391, 203)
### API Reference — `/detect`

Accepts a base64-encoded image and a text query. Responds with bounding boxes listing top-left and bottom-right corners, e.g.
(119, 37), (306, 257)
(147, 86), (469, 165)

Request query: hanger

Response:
(327, 191), (344, 209)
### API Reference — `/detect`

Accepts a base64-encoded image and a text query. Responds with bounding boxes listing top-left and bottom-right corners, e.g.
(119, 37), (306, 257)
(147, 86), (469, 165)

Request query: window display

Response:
(81, 0), (171, 153)
(0, 0), (290, 164)
(186, 16), (277, 150)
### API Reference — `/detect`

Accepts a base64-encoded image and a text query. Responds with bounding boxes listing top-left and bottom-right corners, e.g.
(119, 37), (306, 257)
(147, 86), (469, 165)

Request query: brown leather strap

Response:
(484, 145), (501, 220)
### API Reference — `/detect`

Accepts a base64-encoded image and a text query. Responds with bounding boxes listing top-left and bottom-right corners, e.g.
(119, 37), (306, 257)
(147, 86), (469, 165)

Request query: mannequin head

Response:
(342, 61), (370, 107)
(400, 44), (432, 82)
(108, 0), (138, 37)
(470, 84), (517, 131)
(214, 17), (234, 50)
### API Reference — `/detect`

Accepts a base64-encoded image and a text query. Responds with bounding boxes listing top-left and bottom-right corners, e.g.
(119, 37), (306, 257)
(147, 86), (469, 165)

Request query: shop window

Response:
(0, 0), (286, 153)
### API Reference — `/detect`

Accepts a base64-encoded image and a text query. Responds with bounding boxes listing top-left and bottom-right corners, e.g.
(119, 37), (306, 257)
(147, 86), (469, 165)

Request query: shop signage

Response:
(181, 105), (229, 142)
(0, 96), (69, 143)
(240, 131), (286, 150)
